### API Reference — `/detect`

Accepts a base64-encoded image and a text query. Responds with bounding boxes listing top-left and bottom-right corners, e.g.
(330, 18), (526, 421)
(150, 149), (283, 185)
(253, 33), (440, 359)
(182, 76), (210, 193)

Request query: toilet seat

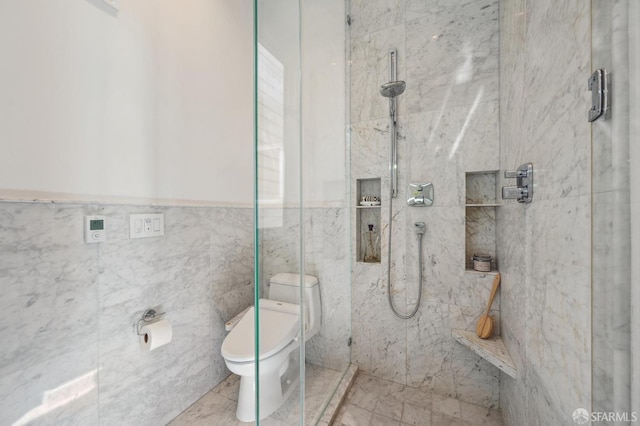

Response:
(221, 301), (300, 363)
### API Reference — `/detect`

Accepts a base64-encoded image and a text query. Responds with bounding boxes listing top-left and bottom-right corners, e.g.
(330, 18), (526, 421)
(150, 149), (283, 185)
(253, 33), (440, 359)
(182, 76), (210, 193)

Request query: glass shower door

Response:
(255, 0), (304, 423)
(591, 0), (639, 415)
(254, 0), (351, 424)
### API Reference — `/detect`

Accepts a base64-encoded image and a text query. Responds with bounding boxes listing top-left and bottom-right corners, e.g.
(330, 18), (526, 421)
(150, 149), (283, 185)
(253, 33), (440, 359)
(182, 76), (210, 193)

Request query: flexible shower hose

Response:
(386, 120), (424, 320)
(386, 198), (424, 319)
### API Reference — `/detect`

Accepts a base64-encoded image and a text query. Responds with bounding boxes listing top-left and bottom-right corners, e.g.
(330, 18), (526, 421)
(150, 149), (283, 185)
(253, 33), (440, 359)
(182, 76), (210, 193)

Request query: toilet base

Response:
(235, 354), (300, 422)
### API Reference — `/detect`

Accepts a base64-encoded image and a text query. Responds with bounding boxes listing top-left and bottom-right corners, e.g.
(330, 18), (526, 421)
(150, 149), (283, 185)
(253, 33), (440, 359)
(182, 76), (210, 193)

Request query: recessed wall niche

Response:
(356, 178), (381, 263)
(465, 171), (500, 272)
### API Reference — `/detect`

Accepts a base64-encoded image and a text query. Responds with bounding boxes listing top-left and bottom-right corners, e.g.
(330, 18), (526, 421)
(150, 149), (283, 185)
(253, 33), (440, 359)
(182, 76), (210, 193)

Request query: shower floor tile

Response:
(169, 363), (342, 426)
(333, 373), (503, 426)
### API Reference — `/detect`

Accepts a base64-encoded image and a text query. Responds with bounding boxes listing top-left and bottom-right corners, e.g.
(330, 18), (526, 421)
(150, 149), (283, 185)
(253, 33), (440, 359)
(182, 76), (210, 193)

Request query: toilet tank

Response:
(268, 273), (321, 339)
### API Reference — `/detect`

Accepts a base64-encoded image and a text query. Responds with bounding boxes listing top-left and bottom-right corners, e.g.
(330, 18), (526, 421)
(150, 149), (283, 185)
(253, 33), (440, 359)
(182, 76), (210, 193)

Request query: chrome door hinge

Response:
(588, 69), (610, 122)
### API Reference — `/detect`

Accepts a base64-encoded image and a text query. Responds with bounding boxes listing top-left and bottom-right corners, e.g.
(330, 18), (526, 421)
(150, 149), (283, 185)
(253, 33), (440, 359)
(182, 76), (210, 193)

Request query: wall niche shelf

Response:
(452, 329), (516, 378)
(356, 178), (381, 264)
(464, 171), (499, 271)
(464, 268), (500, 276)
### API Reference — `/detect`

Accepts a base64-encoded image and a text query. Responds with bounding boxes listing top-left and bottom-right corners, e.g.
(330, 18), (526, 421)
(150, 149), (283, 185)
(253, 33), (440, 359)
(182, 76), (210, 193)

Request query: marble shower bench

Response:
(452, 329), (516, 378)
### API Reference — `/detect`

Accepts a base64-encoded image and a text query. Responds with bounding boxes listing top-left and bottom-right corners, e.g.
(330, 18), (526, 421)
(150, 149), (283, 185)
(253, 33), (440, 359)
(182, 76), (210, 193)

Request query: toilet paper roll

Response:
(140, 319), (172, 351)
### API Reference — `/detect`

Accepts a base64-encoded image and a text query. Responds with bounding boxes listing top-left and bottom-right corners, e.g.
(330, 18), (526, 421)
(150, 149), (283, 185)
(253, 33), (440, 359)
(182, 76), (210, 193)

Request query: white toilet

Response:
(221, 273), (321, 422)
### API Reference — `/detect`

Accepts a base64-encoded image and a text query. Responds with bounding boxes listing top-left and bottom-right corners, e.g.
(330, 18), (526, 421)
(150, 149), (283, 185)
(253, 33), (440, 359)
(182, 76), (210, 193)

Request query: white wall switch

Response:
(130, 214), (164, 239)
(85, 216), (106, 244)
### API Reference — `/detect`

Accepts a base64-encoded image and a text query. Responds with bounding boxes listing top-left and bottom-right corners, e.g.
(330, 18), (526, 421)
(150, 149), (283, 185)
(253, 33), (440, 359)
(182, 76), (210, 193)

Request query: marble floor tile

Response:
(212, 373), (240, 402)
(335, 404), (373, 426)
(334, 373), (502, 426)
(344, 374), (406, 412)
(370, 412), (401, 426)
(168, 391), (237, 426)
(401, 402), (432, 426)
(372, 393), (404, 421)
(170, 363), (343, 426)
(430, 412), (466, 426)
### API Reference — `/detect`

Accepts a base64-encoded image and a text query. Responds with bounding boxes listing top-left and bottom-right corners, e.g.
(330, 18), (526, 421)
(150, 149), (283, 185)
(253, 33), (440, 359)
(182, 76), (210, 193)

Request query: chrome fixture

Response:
(380, 81), (406, 99)
(136, 308), (166, 335)
(380, 49), (405, 199)
(407, 182), (434, 207)
(379, 52), (423, 319)
(588, 69), (610, 122)
(387, 222), (427, 319)
(502, 163), (534, 203)
(386, 222), (426, 319)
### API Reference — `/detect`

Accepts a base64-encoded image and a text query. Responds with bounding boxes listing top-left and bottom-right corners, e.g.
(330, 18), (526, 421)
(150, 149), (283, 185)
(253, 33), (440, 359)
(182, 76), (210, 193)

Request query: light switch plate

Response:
(130, 214), (164, 239)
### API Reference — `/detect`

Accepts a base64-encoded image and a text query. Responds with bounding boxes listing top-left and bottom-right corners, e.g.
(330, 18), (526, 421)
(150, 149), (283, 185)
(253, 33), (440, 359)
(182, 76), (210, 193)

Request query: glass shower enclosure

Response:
(591, 0), (639, 415)
(253, 0), (351, 423)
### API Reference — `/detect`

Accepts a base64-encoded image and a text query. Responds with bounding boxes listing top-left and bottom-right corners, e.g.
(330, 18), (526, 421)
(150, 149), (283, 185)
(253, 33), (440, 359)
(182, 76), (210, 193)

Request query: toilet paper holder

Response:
(136, 308), (166, 335)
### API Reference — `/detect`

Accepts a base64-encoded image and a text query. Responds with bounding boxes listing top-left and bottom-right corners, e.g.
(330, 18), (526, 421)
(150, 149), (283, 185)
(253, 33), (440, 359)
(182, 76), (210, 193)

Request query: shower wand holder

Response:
(407, 183), (434, 207)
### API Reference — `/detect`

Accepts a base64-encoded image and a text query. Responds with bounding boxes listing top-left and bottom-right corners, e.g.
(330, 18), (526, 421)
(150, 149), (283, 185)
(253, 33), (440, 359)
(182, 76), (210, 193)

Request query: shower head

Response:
(380, 81), (406, 98)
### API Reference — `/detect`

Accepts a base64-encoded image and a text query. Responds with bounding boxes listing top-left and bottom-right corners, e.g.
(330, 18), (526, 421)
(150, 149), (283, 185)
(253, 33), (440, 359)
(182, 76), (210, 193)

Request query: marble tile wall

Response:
(498, 0), (592, 425)
(349, 0), (501, 408)
(0, 201), (254, 425)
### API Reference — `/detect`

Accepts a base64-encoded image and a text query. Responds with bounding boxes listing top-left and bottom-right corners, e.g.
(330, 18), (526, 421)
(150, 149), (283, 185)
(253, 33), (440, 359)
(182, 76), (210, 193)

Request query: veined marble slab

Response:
(452, 329), (516, 378)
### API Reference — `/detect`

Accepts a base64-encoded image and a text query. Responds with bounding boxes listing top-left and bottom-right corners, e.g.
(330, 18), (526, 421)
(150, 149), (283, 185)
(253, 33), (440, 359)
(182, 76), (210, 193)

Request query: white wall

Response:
(257, 0), (346, 207)
(0, 0), (253, 204)
(302, 0), (346, 205)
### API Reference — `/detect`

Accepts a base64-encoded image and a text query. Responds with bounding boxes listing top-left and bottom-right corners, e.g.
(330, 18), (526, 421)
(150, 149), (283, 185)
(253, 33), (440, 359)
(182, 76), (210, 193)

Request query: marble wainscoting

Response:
(0, 201), (254, 425)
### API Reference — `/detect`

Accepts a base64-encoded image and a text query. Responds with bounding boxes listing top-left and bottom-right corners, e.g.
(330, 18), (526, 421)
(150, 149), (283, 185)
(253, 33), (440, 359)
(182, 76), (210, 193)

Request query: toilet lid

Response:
(221, 304), (300, 362)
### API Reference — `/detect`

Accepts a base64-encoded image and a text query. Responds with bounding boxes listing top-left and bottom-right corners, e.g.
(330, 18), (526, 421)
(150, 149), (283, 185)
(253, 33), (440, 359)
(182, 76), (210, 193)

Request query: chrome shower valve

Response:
(502, 163), (533, 203)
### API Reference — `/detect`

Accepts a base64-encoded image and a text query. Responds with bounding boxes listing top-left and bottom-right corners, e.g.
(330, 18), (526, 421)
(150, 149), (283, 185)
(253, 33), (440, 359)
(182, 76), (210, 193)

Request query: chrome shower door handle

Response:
(588, 69), (609, 122)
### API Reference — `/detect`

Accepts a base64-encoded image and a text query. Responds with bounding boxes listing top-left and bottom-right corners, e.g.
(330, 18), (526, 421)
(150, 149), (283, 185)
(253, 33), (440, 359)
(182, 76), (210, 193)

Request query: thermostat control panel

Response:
(85, 216), (106, 244)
